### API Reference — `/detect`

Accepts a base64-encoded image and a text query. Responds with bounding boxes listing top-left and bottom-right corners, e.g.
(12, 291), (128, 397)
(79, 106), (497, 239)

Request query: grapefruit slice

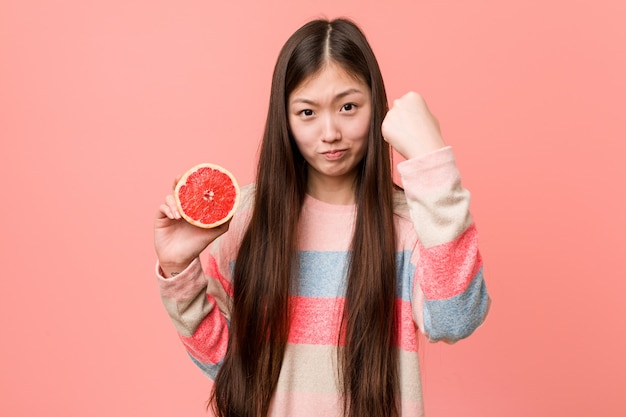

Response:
(174, 163), (240, 228)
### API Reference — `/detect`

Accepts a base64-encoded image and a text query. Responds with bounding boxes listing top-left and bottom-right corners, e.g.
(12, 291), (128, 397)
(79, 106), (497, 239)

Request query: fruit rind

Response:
(174, 162), (240, 229)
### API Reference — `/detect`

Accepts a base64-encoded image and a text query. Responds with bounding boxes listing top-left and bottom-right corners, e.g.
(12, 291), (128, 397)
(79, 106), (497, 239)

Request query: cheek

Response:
(345, 114), (371, 142)
(289, 123), (315, 152)
(289, 118), (318, 144)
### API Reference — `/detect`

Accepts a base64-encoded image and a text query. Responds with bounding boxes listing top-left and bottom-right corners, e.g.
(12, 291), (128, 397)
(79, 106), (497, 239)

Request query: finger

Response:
(157, 203), (175, 220)
(157, 196), (180, 220)
(164, 194), (182, 219)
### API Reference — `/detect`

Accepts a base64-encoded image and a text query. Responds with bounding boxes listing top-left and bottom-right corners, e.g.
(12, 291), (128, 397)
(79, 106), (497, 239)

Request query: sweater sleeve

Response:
(398, 146), (490, 343)
(156, 252), (232, 379)
(156, 185), (254, 379)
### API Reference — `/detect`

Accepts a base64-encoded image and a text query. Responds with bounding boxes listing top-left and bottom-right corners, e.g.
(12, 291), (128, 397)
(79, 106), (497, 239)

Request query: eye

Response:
(300, 109), (314, 117)
(341, 103), (356, 112)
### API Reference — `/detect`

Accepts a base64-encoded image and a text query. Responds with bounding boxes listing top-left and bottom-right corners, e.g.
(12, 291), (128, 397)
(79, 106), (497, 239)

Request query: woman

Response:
(154, 18), (490, 417)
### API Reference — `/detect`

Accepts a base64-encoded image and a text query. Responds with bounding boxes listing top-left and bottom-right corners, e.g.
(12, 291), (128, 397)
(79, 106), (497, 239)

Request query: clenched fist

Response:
(381, 92), (446, 160)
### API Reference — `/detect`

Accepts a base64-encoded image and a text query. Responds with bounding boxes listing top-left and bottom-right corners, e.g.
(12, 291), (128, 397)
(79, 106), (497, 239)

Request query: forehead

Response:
(289, 61), (369, 100)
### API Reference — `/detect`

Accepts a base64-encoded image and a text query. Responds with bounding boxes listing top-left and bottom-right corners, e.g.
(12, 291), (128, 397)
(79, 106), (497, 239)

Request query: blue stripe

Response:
(395, 250), (415, 302)
(422, 266), (489, 342)
(230, 250), (416, 300)
(296, 251), (349, 297)
(294, 250), (415, 301)
(188, 353), (221, 380)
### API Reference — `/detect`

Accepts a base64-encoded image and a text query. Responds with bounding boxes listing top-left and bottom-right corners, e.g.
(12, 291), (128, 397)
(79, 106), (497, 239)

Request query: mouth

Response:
(322, 149), (347, 160)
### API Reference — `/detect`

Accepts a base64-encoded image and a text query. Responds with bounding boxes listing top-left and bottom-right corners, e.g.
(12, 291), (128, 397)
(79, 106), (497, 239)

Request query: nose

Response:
(321, 114), (341, 142)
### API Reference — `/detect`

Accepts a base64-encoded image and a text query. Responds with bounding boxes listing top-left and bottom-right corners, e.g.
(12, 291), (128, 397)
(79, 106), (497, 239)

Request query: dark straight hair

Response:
(211, 18), (399, 417)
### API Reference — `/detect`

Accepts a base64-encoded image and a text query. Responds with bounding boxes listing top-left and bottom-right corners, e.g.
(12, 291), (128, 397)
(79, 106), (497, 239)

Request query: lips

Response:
(322, 149), (346, 160)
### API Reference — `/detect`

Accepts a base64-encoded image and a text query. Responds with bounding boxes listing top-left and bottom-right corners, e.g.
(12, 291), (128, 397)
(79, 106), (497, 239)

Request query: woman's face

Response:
(288, 61), (371, 191)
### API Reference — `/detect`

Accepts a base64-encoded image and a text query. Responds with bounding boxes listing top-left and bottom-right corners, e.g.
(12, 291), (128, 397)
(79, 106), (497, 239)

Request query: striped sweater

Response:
(156, 146), (490, 416)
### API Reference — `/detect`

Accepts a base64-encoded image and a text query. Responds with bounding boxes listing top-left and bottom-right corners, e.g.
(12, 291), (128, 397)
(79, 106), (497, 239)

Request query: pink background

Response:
(1, 0), (625, 415)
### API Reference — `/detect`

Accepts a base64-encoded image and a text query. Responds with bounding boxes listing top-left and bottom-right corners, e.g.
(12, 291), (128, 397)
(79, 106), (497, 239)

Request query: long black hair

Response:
(211, 18), (399, 417)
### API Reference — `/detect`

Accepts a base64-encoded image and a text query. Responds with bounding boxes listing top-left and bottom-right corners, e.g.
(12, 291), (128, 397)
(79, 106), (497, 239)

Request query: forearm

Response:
(156, 257), (231, 372)
(157, 258), (213, 335)
(400, 147), (490, 341)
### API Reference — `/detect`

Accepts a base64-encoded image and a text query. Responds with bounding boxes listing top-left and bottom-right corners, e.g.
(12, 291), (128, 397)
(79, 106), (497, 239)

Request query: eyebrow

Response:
(290, 88), (365, 105)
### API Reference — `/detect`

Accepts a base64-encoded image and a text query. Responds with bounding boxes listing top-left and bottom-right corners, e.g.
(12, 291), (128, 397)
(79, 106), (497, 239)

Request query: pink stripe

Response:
(288, 297), (344, 345)
(207, 254), (233, 297)
(288, 296), (419, 352)
(396, 300), (419, 352)
(180, 297), (229, 364)
(181, 299), (419, 363)
(417, 223), (482, 299)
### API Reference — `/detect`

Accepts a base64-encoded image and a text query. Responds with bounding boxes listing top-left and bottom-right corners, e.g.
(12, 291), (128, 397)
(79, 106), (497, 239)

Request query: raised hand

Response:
(154, 183), (231, 277)
(381, 92), (446, 160)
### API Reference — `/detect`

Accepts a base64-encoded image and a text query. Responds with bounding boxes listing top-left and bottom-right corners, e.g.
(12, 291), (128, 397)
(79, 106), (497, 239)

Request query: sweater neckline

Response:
(303, 194), (357, 214)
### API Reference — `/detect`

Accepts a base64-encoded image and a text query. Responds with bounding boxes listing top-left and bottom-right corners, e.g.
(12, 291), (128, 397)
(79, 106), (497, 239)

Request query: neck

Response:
(306, 171), (357, 205)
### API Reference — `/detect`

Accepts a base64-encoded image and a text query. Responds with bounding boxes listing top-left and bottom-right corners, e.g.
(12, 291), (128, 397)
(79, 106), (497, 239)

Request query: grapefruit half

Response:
(174, 163), (240, 228)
